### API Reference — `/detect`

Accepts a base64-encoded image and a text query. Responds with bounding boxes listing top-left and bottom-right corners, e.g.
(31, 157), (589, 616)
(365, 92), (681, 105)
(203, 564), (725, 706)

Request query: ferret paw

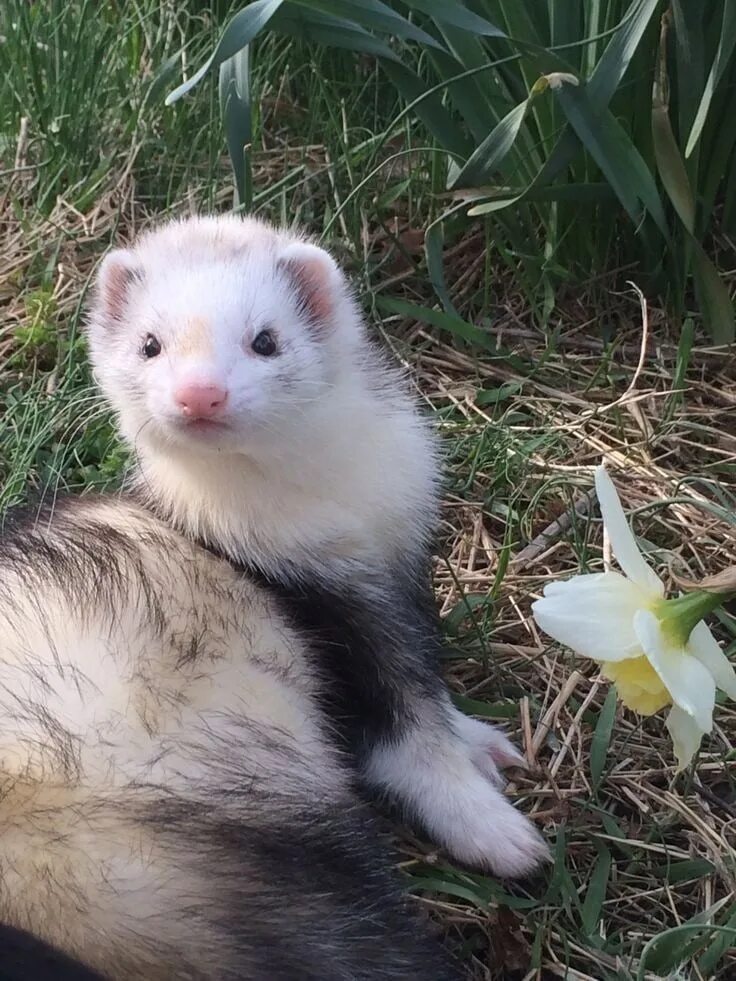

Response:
(364, 720), (548, 877)
(450, 709), (527, 786)
(433, 773), (549, 876)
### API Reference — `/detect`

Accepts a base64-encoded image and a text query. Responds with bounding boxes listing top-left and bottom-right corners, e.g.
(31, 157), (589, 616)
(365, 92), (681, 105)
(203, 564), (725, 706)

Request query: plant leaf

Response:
(380, 60), (470, 157)
(652, 63), (734, 342)
(554, 80), (668, 236)
(588, 0), (661, 106)
(270, 6), (399, 60)
(219, 46), (252, 209)
(581, 847), (611, 937)
(403, 0), (507, 37)
(166, 0), (284, 105)
(289, 0), (445, 50)
(637, 898), (735, 978)
(424, 216), (460, 315)
(590, 687), (618, 790)
(686, 0), (736, 156)
(376, 295), (494, 349)
(450, 98), (531, 189)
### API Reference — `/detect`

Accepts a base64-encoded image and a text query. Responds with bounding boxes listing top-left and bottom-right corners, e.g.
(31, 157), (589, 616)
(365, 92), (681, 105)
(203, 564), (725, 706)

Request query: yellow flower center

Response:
(601, 657), (670, 715)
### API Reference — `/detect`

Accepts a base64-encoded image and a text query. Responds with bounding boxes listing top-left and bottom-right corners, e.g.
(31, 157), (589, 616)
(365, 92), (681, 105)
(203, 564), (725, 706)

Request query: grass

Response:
(1, 2), (735, 978)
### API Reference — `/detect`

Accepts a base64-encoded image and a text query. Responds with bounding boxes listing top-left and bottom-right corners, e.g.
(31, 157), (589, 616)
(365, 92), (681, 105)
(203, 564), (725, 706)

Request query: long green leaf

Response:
(424, 216), (460, 315)
(425, 49), (501, 143)
(554, 80), (668, 236)
(289, 0), (445, 50)
(698, 904), (736, 975)
(450, 98), (530, 189)
(652, 63), (735, 342)
(685, 0), (736, 156)
(403, 0), (507, 37)
(588, 0), (660, 106)
(380, 60), (471, 157)
(691, 245), (735, 344)
(166, 0), (284, 105)
(219, 46), (252, 209)
(466, 182), (612, 214)
(270, 7), (399, 60)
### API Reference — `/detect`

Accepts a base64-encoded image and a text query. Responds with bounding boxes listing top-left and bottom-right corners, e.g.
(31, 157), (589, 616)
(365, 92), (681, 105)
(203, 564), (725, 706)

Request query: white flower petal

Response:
(688, 621), (736, 700)
(594, 466), (664, 597)
(666, 704), (705, 771)
(634, 609), (715, 732)
(532, 572), (644, 662)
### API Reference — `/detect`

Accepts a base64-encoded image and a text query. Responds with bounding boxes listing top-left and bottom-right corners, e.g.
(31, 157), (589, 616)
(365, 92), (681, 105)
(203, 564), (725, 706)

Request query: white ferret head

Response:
(86, 215), (362, 457)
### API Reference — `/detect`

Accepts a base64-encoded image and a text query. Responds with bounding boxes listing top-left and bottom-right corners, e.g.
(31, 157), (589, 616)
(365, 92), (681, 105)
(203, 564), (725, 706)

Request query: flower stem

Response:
(656, 590), (733, 645)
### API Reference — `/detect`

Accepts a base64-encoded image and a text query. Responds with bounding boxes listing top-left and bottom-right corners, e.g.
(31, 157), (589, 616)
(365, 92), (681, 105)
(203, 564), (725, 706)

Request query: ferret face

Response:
(87, 216), (357, 456)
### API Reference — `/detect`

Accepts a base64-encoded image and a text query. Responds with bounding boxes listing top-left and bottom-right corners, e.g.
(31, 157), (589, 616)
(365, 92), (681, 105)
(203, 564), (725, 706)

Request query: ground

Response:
(1, 5), (735, 979)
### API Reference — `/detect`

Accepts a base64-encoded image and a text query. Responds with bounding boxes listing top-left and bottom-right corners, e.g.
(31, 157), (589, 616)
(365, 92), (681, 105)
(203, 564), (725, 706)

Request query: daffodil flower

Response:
(532, 466), (736, 770)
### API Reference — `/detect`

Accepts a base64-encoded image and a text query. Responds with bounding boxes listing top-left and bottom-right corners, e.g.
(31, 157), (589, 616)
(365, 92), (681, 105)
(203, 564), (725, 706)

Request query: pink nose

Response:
(174, 383), (228, 420)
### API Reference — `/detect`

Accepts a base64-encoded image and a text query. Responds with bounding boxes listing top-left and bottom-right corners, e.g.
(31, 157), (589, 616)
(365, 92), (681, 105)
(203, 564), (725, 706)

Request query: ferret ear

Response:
(276, 242), (343, 333)
(95, 249), (143, 323)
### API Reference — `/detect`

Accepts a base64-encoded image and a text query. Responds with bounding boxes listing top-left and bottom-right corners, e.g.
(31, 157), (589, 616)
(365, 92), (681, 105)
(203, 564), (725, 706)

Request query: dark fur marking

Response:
(143, 793), (462, 981)
(0, 923), (105, 980)
(215, 553), (449, 761)
(0, 498), (168, 639)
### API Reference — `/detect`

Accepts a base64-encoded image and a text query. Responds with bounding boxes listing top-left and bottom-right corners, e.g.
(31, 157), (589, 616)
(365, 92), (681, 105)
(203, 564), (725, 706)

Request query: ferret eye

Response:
(142, 334), (161, 359)
(251, 329), (278, 357)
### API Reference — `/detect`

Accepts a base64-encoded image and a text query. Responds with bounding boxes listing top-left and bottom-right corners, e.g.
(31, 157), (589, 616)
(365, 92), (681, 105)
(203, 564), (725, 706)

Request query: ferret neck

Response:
(130, 370), (437, 580)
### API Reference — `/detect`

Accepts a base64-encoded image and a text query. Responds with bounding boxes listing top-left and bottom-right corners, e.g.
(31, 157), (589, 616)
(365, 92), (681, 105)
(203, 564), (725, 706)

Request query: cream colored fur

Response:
(0, 499), (342, 978)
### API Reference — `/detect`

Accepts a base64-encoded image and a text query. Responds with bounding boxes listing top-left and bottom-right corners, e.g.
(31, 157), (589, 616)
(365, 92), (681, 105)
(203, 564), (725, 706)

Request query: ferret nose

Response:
(174, 383), (228, 419)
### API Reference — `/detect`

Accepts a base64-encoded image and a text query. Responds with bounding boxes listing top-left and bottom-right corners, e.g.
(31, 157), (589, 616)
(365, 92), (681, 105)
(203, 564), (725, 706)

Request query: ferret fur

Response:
(87, 214), (548, 876)
(0, 497), (460, 980)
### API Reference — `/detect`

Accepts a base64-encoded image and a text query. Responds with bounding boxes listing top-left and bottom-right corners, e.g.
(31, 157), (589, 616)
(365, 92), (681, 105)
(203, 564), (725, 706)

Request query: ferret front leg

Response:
(253, 572), (548, 876)
(362, 695), (549, 876)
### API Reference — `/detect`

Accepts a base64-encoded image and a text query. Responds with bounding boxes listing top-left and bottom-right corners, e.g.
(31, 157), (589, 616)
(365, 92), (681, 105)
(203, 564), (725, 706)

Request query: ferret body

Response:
(88, 214), (547, 876)
(0, 497), (459, 979)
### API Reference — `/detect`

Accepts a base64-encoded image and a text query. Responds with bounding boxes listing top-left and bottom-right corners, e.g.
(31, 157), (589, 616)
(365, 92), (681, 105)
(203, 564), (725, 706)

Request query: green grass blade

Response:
(166, 0), (284, 104)
(580, 847), (611, 937)
(698, 904), (736, 975)
(424, 215), (462, 315)
(376, 295), (494, 349)
(652, 96), (695, 231)
(691, 245), (736, 344)
(590, 686), (618, 790)
(637, 899), (735, 979)
(651, 858), (715, 883)
(425, 49), (503, 143)
(466, 182), (613, 213)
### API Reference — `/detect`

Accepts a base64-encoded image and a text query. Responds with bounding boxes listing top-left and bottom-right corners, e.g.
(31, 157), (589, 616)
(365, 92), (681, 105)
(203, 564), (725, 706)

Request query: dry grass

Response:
(380, 261), (736, 979)
(2, 146), (736, 978)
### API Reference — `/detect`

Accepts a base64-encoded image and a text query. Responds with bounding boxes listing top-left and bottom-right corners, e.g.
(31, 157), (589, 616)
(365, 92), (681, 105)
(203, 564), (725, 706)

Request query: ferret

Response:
(0, 498), (460, 979)
(87, 214), (548, 876)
